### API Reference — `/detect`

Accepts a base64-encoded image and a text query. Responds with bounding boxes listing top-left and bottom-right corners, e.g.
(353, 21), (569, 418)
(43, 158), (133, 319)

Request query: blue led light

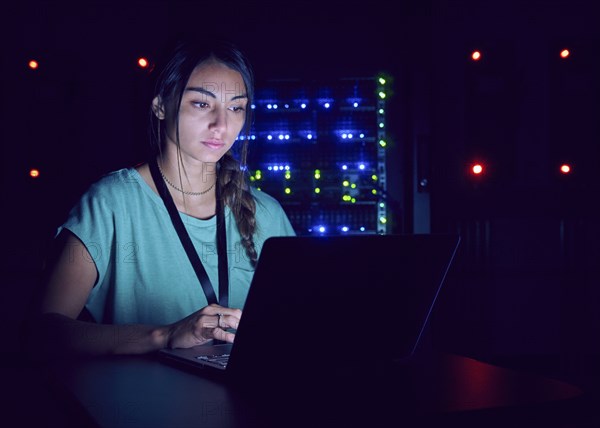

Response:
(307, 134), (313, 140)
(284, 104), (290, 108)
(359, 164), (365, 170)
(273, 104), (278, 109)
(341, 226), (349, 232)
(285, 165), (290, 170)
(285, 134), (290, 140)
(324, 102), (330, 108)
(267, 135), (273, 140)
(342, 133), (348, 139)
(360, 227), (365, 232)
(301, 103), (307, 109)
(348, 133), (353, 139)
(251, 104), (256, 109)
(353, 102), (359, 108)
(342, 164), (348, 170)
(279, 135), (284, 140)
(359, 133), (365, 138)
(267, 104), (272, 109)
(318, 226), (326, 233)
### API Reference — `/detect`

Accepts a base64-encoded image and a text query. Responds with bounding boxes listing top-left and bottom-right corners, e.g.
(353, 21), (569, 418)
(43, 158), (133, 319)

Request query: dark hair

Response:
(150, 37), (258, 266)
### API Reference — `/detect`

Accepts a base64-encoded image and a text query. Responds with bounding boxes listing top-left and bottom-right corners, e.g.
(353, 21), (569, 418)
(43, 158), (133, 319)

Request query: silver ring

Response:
(216, 313), (223, 328)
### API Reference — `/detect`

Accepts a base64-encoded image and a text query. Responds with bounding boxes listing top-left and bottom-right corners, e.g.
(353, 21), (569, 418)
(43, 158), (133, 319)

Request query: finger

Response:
(197, 313), (236, 331)
(212, 327), (235, 343)
(205, 305), (242, 319)
(202, 314), (220, 329)
(217, 314), (240, 330)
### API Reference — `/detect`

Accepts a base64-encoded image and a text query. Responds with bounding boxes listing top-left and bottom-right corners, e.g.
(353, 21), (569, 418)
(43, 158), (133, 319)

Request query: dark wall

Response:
(421, 1), (600, 358)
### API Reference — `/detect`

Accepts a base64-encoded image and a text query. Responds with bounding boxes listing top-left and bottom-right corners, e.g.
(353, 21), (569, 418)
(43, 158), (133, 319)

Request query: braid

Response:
(218, 150), (258, 267)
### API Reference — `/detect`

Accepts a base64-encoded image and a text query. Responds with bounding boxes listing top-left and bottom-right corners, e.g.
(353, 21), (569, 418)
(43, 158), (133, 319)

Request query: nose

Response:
(209, 107), (227, 133)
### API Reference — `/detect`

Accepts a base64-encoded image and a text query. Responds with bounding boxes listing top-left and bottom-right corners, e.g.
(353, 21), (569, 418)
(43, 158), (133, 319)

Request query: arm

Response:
(29, 231), (240, 358)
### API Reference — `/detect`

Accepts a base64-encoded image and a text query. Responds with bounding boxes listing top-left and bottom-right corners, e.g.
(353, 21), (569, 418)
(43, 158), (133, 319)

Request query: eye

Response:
(230, 106), (246, 113)
(192, 101), (210, 109)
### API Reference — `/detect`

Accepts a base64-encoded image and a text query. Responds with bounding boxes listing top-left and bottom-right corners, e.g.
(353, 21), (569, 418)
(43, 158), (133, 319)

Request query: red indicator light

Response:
(471, 163), (484, 175)
(560, 164), (571, 174)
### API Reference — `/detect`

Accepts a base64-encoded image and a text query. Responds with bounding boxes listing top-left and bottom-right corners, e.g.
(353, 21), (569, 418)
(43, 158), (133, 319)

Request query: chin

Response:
(196, 153), (226, 164)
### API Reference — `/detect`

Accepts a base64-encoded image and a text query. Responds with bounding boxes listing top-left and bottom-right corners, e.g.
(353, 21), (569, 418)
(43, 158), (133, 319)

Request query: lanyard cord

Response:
(149, 158), (229, 307)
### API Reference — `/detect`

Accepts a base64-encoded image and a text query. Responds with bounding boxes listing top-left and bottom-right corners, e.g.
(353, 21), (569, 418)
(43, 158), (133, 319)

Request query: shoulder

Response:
(67, 168), (144, 219)
(251, 187), (286, 216)
(83, 168), (140, 201)
(248, 186), (296, 237)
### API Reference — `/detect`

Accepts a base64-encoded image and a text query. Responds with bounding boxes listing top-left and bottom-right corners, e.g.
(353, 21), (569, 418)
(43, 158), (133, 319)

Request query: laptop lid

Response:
(160, 233), (461, 381)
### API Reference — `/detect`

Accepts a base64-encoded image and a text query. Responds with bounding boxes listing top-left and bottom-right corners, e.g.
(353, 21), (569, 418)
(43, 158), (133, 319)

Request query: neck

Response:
(157, 153), (218, 196)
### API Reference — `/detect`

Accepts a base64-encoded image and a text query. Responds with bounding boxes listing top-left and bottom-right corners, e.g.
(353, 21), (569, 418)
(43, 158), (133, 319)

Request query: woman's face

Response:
(165, 60), (248, 164)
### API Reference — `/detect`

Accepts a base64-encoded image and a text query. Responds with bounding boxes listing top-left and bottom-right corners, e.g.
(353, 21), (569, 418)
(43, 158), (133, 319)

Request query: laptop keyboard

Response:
(196, 354), (230, 367)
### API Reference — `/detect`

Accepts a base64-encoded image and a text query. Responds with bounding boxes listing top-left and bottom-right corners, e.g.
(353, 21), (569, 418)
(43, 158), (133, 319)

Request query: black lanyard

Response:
(149, 158), (229, 307)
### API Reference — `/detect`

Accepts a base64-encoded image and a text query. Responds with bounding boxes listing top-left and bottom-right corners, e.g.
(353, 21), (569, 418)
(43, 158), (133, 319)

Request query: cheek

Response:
(231, 116), (247, 134)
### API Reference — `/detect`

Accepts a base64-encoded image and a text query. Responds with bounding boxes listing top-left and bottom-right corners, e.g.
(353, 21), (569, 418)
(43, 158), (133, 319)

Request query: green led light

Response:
(342, 180), (350, 187)
(351, 198), (356, 204)
(284, 187), (291, 194)
(378, 91), (386, 99)
(342, 194), (351, 201)
(315, 187), (321, 194)
(378, 77), (386, 85)
(379, 122), (385, 128)
(254, 170), (262, 180)
(371, 174), (378, 180)
(379, 202), (385, 208)
(379, 216), (387, 224)
(285, 171), (291, 180)
(257, 187), (262, 191)
(378, 108), (384, 114)
(250, 176), (255, 181)
(350, 183), (357, 189)
(379, 139), (387, 147)
(371, 189), (377, 195)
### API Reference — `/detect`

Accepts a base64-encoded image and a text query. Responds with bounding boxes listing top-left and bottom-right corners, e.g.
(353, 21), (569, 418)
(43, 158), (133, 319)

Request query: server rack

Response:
(245, 75), (389, 236)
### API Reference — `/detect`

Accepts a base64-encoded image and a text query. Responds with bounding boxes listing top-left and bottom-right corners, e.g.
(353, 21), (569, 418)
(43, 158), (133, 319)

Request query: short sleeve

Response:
(57, 180), (116, 288)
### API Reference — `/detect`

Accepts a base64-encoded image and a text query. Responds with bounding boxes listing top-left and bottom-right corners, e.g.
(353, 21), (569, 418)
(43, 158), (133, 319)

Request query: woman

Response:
(32, 38), (295, 356)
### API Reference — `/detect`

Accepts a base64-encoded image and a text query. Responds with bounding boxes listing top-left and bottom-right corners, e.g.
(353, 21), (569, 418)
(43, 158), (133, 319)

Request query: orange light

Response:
(29, 168), (40, 178)
(471, 164), (484, 175)
(560, 164), (571, 174)
(137, 57), (149, 68)
(28, 60), (39, 70)
(471, 51), (482, 61)
(560, 49), (570, 59)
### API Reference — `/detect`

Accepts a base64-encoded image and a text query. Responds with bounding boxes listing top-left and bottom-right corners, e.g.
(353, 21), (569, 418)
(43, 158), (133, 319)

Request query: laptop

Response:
(158, 233), (461, 383)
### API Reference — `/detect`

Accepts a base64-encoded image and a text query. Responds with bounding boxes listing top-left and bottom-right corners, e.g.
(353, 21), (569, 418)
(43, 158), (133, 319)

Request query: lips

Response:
(201, 139), (225, 150)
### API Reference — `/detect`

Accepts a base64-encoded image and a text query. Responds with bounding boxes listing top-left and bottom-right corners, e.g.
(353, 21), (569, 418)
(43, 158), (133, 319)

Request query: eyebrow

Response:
(185, 87), (248, 101)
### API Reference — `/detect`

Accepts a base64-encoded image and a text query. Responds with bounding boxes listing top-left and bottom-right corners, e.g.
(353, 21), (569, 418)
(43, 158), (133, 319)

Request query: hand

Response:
(165, 304), (242, 349)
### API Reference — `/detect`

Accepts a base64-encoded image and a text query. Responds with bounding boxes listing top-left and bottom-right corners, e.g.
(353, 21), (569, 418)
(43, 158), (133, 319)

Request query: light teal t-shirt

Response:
(59, 168), (296, 325)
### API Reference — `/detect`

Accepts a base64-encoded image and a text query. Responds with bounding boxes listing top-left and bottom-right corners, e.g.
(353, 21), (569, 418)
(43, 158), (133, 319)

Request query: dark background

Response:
(2, 0), (599, 398)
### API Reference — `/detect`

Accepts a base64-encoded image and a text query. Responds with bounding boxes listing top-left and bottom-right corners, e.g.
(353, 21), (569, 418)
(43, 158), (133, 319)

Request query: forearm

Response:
(30, 313), (170, 358)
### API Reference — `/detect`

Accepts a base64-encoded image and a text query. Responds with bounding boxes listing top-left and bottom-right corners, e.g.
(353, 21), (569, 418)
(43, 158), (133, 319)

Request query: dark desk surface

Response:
(40, 352), (590, 428)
